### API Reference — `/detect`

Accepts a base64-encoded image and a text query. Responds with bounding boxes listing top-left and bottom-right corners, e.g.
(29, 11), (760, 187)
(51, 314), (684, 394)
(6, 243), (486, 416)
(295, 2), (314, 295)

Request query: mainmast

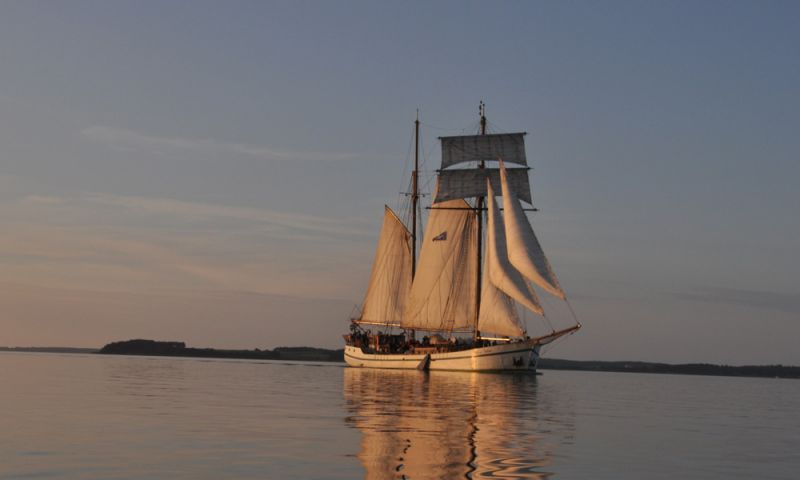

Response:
(412, 111), (420, 279)
(410, 106), (547, 337)
(474, 101), (487, 339)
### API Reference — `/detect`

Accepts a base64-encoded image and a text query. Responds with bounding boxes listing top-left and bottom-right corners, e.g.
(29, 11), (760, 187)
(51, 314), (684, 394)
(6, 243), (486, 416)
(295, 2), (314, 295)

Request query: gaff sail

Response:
(402, 199), (477, 332)
(358, 206), (413, 325)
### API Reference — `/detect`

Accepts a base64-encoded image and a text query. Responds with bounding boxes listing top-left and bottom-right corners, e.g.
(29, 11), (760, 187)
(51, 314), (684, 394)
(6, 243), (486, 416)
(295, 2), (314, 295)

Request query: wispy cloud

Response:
(673, 287), (800, 315)
(0, 199), (371, 299)
(83, 193), (371, 238)
(20, 195), (66, 206)
(80, 125), (357, 162)
(5, 191), (372, 240)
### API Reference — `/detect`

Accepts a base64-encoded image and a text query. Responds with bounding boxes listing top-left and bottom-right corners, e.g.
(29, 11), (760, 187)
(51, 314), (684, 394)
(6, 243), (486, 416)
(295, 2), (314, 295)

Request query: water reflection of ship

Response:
(344, 368), (566, 479)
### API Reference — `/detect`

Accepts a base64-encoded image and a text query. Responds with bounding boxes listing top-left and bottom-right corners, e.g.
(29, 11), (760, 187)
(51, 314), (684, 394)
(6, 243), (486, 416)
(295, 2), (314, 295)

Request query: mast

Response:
(474, 101), (487, 339)
(412, 111), (419, 279)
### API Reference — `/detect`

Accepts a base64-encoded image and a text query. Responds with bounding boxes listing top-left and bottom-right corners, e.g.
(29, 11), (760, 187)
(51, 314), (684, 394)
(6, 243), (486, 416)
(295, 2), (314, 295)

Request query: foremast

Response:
(426, 105), (579, 339)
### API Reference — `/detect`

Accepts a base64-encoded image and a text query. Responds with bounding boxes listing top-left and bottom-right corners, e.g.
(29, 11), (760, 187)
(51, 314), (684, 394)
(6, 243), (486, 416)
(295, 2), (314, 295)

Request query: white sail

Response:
(434, 167), (532, 204)
(499, 160), (565, 299)
(359, 206), (412, 325)
(484, 180), (543, 316)
(403, 199), (477, 332)
(440, 133), (527, 169)
(478, 260), (525, 338)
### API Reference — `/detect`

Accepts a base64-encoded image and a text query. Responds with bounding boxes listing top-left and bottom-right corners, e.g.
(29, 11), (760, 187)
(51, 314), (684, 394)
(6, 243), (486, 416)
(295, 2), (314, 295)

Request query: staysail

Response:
(499, 160), (565, 299)
(403, 199), (477, 332)
(484, 180), (543, 315)
(358, 206), (413, 325)
(478, 261), (525, 337)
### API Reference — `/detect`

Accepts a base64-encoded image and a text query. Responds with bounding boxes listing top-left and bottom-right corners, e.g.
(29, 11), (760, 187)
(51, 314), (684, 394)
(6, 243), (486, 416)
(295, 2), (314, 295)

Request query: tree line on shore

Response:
(5, 340), (797, 379)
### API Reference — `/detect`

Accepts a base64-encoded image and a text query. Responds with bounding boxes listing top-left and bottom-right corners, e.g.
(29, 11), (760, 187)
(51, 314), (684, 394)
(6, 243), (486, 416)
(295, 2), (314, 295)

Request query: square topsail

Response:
(440, 133), (527, 169)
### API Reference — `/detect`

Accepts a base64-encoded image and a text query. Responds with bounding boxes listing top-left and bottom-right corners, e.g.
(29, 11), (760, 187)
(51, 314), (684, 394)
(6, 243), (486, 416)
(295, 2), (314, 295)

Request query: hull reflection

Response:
(343, 369), (562, 479)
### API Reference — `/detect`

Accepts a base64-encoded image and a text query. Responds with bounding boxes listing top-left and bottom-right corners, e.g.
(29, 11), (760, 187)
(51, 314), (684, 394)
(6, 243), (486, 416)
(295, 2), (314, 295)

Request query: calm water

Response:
(1, 353), (798, 479)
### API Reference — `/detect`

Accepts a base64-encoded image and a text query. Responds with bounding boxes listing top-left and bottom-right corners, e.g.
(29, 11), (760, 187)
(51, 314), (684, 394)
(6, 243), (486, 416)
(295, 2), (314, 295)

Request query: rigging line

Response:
(461, 120), (481, 136)
(540, 328), (576, 356)
(418, 120), (461, 133)
(416, 124), (433, 235)
(420, 167), (437, 189)
(396, 179), (408, 225)
(521, 306), (529, 335)
(398, 121), (421, 224)
(564, 297), (582, 328)
(485, 118), (516, 135)
(541, 309), (556, 333)
(417, 121), (436, 202)
(484, 118), (501, 134)
(400, 122), (414, 182)
(395, 123), (416, 211)
(349, 303), (361, 320)
(534, 292), (555, 333)
(421, 119), (485, 135)
(435, 119), (481, 137)
(418, 120), (425, 170)
(422, 136), (438, 167)
(400, 181), (414, 229)
(418, 124), (428, 230)
(423, 174), (436, 188)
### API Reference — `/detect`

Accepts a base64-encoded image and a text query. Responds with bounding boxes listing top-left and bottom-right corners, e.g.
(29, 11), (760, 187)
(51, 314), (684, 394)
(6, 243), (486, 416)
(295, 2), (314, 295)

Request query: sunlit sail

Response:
(343, 105), (580, 371)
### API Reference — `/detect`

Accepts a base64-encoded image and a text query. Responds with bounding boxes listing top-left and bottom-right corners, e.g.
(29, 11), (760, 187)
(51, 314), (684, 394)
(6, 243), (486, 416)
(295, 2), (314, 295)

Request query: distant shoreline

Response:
(535, 358), (799, 379)
(0, 346), (99, 354)
(3, 341), (798, 379)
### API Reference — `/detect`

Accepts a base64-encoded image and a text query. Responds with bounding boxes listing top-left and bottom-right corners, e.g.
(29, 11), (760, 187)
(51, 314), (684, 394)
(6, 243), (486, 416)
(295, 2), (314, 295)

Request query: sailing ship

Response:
(343, 105), (580, 371)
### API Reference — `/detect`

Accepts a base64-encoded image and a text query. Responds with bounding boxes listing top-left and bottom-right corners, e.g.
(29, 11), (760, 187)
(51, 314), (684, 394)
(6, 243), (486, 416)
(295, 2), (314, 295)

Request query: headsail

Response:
(478, 255), (525, 338)
(358, 206), (413, 325)
(484, 180), (543, 316)
(499, 160), (565, 299)
(403, 199), (477, 332)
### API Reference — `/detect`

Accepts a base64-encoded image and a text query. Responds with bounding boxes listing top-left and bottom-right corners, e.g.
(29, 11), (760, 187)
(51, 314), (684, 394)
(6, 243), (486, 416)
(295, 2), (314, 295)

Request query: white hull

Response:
(344, 340), (542, 372)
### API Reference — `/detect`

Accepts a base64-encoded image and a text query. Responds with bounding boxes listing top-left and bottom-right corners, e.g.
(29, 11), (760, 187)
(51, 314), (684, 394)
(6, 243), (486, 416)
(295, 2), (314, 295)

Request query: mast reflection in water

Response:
(343, 369), (574, 479)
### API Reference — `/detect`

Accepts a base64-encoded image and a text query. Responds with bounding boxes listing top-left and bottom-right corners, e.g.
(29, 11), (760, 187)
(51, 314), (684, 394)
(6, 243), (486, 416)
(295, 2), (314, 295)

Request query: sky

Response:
(1, 1), (798, 365)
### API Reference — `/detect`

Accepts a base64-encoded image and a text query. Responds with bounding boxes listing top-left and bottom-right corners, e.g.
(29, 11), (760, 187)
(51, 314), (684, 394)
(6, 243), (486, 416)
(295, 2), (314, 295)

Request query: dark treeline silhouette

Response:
(98, 339), (343, 362)
(0, 346), (98, 354)
(8, 340), (794, 378)
(537, 358), (800, 379)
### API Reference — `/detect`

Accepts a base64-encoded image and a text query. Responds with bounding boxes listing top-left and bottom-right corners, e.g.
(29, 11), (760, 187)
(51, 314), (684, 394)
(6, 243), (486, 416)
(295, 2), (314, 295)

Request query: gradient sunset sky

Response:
(1, 1), (798, 364)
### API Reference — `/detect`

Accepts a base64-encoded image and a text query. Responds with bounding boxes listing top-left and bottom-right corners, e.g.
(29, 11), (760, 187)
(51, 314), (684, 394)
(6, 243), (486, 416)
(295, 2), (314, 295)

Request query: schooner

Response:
(343, 105), (580, 371)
